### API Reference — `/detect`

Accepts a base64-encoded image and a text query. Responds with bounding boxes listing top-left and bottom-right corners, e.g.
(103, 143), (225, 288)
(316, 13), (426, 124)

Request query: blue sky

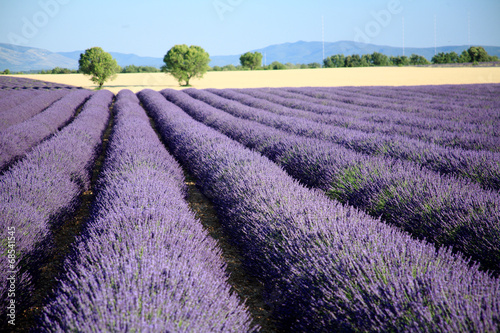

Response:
(1, 0), (499, 57)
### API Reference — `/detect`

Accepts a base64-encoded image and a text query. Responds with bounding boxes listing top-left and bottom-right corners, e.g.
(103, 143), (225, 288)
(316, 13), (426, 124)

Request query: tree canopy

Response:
(467, 46), (494, 62)
(162, 45), (210, 86)
(432, 47), (498, 64)
(240, 52), (263, 70)
(78, 47), (119, 89)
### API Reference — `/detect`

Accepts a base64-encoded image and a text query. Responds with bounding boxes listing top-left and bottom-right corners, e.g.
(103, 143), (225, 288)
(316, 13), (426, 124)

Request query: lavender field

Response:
(1, 76), (499, 332)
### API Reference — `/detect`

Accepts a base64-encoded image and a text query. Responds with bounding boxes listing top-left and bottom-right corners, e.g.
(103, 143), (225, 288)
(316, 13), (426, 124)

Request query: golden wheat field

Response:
(14, 66), (500, 93)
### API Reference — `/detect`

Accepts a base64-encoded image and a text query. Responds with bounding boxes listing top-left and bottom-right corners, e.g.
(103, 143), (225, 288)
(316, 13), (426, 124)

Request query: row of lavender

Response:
(0, 90), (43, 112)
(249, 86), (499, 136)
(40, 90), (254, 332)
(293, 84), (500, 125)
(206, 87), (500, 192)
(0, 89), (69, 131)
(0, 90), (92, 169)
(0, 90), (112, 318)
(1, 81), (498, 330)
(139, 89), (499, 332)
(176, 88), (500, 273)
(0, 76), (81, 90)
(239, 86), (500, 152)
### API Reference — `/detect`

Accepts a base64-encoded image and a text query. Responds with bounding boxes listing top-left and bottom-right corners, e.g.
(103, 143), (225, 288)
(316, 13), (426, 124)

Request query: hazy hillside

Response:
(58, 51), (164, 68)
(0, 43), (77, 72)
(210, 40), (500, 66)
(1, 41), (499, 72)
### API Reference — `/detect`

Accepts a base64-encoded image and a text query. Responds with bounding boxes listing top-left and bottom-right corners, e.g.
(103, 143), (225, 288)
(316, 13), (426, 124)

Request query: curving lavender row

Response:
(236, 86), (500, 141)
(0, 76), (79, 90)
(282, 86), (500, 133)
(313, 85), (500, 122)
(40, 90), (254, 332)
(0, 89), (93, 169)
(0, 90), (69, 131)
(217, 88), (499, 152)
(166, 88), (500, 273)
(0, 90), (113, 317)
(250, 87), (497, 133)
(310, 85), (500, 133)
(200, 88), (500, 191)
(139, 89), (499, 332)
(0, 89), (43, 112)
(334, 84), (500, 110)
(263, 87), (500, 143)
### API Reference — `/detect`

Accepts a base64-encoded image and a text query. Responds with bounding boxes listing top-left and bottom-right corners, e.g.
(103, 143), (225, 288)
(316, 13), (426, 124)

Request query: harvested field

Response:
(14, 66), (500, 93)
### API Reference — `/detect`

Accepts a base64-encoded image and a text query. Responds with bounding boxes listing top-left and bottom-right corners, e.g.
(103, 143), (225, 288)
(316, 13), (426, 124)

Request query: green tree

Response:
(222, 64), (237, 71)
(447, 51), (460, 63)
(269, 61), (287, 70)
(239, 52), (263, 70)
(51, 67), (74, 74)
(162, 44), (210, 86)
(467, 46), (492, 62)
(345, 54), (363, 67)
(360, 54), (371, 67)
(122, 65), (160, 73)
(458, 50), (472, 63)
(371, 52), (390, 66)
(78, 47), (120, 89)
(409, 54), (430, 65)
(122, 64), (139, 73)
(324, 54), (346, 68)
(432, 51), (459, 64)
(390, 55), (410, 66)
(431, 52), (447, 64)
(307, 62), (322, 68)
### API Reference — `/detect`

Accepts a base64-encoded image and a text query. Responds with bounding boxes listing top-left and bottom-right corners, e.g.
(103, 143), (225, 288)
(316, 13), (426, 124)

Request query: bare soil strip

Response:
(184, 173), (278, 332)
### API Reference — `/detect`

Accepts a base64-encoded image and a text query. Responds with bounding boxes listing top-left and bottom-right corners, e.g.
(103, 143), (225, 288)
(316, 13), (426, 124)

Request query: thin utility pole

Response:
(468, 11), (471, 48)
(434, 14), (437, 55)
(402, 16), (405, 57)
(322, 15), (325, 64)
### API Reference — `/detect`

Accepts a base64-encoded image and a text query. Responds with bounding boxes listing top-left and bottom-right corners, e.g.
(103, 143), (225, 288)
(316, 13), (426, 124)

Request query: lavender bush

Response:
(204, 87), (500, 191)
(168, 88), (500, 273)
(0, 89), (93, 169)
(138, 89), (500, 332)
(0, 90), (43, 111)
(0, 75), (79, 90)
(0, 90), (113, 317)
(238, 87), (500, 152)
(0, 90), (69, 131)
(242, 87), (499, 135)
(40, 90), (255, 332)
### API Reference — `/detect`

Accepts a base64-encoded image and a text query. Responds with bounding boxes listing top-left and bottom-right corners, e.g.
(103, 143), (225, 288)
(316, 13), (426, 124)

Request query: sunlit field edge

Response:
(13, 66), (500, 93)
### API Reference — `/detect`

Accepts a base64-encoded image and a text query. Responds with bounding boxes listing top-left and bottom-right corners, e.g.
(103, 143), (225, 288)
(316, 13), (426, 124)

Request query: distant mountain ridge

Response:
(1, 41), (500, 72)
(0, 43), (77, 72)
(58, 51), (164, 69)
(212, 41), (500, 66)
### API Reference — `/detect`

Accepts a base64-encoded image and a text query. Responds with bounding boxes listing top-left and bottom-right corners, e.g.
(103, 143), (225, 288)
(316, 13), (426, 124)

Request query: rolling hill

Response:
(210, 41), (500, 66)
(0, 43), (77, 72)
(1, 41), (499, 72)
